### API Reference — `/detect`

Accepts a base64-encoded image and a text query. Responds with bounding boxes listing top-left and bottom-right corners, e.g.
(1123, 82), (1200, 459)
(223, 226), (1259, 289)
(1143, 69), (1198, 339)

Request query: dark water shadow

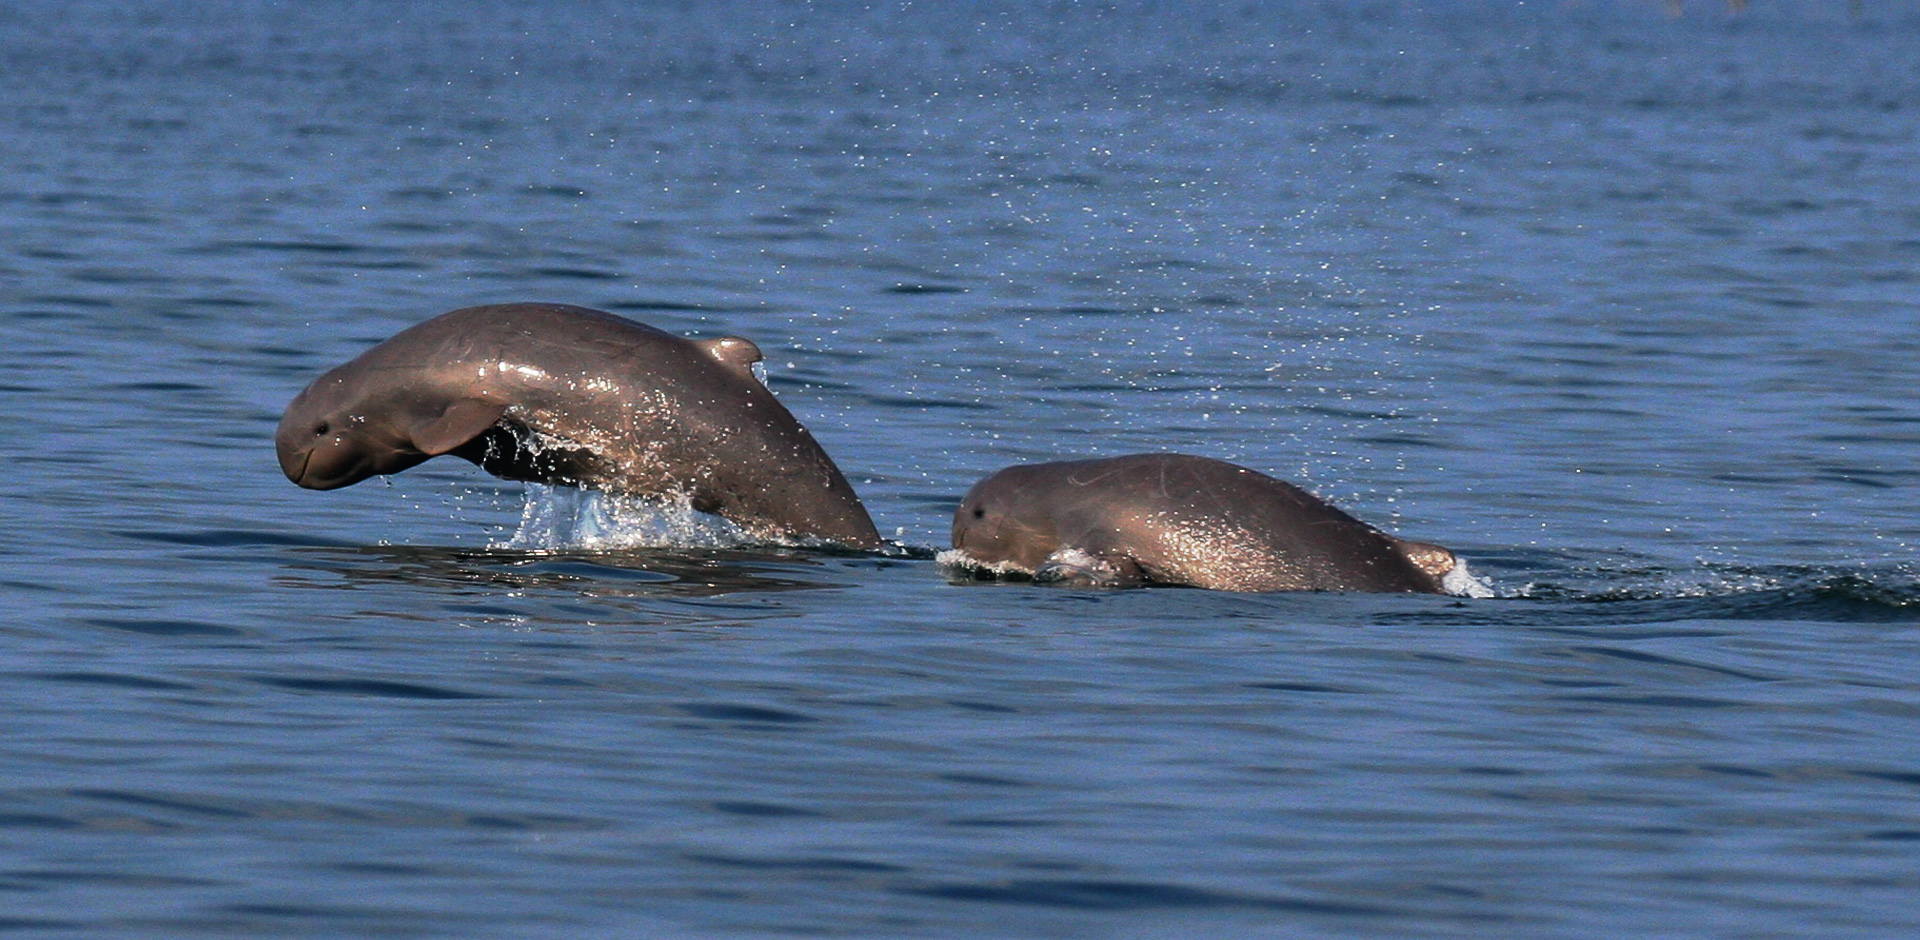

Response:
(1385, 550), (1920, 628)
(898, 876), (1400, 917)
(26, 786), (605, 836)
(272, 543), (925, 600)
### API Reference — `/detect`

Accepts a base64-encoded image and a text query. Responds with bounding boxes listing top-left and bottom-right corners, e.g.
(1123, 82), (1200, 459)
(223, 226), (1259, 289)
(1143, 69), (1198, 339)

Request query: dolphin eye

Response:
(314, 422), (330, 436)
(971, 507), (986, 519)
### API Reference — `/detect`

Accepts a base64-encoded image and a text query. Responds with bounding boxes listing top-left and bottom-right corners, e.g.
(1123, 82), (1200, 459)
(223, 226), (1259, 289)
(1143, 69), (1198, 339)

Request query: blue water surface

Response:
(4, 1), (1920, 937)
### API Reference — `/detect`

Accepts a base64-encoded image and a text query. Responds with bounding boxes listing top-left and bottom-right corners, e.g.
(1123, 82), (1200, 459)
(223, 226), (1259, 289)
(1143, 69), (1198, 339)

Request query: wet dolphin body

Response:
(276, 303), (882, 549)
(951, 453), (1457, 593)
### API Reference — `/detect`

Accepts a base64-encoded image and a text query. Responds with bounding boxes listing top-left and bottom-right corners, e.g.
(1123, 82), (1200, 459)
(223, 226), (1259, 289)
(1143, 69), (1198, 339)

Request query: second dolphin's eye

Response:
(972, 507), (986, 519)
(315, 422), (330, 436)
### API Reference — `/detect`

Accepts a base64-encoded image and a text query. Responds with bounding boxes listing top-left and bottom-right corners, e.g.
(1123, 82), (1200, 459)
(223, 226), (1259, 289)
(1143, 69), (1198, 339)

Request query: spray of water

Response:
(492, 484), (755, 552)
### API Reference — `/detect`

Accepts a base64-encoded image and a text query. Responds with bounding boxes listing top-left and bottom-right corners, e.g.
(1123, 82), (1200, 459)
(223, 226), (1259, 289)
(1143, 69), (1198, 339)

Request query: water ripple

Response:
(252, 676), (494, 700)
(904, 877), (1399, 916)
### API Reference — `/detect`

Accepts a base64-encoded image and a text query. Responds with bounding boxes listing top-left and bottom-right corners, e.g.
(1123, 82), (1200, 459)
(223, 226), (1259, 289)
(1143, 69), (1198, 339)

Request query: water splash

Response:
(493, 484), (755, 552)
(1441, 559), (1497, 599)
(938, 547), (1135, 588)
(936, 548), (1024, 580)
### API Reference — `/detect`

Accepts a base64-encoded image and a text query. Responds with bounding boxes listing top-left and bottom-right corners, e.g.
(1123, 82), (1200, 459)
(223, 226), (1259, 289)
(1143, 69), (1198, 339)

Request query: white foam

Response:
(1442, 558), (1497, 598)
(1033, 548), (1131, 587)
(936, 547), (1031, 577)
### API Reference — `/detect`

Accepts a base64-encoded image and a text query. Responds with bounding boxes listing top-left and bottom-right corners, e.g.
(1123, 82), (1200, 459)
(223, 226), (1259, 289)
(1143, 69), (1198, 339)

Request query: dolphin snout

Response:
(277, 442), (312, 486)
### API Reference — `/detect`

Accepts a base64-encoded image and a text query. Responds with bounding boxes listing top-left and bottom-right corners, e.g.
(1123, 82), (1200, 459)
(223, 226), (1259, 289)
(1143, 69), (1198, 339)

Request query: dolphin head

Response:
(950, 466), (1064, 573)
(277, 352), (515, 490)
(275, 370), (432, 490)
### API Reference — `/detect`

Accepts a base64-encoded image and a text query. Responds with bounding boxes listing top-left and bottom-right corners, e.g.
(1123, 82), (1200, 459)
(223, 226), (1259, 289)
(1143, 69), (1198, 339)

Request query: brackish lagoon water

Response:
(4, 1), (1920, 936)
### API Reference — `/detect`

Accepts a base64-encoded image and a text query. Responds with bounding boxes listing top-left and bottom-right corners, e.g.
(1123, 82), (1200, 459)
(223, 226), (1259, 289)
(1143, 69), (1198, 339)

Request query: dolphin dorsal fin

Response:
(697, 337), (764, 379)
(1394, 538), (1458, 579)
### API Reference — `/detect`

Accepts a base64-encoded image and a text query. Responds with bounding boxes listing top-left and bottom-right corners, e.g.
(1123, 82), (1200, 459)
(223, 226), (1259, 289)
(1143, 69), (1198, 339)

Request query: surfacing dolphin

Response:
(275, 302), (882, 549)
(950, 453), (1460, 593)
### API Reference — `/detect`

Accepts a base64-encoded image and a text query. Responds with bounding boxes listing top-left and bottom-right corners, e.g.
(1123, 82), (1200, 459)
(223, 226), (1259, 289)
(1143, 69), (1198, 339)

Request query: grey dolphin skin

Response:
(951, 453), (1457, 593)
(276, 303), (882, 549)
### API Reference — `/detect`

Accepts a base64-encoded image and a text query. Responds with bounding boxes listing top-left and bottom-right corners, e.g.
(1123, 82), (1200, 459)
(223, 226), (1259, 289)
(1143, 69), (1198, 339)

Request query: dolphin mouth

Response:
(280, 447), (314, 487)
(284, 449), (379, 490)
